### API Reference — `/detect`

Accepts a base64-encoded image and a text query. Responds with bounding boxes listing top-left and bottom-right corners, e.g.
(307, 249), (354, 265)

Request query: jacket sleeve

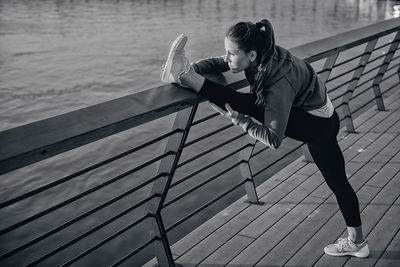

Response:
(233, 76), (296, 149)
(192, 56), (230, 74)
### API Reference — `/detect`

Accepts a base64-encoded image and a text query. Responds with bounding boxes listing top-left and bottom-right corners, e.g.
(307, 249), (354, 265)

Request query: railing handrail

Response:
(0, 17), (399, 175)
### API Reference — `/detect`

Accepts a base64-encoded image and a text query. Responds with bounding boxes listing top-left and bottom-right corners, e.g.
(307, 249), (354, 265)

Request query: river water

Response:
(0, 0), (399, 266)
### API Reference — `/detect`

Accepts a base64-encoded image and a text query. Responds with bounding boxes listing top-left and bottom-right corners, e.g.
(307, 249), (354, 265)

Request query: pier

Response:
(0, 18), (399, 266)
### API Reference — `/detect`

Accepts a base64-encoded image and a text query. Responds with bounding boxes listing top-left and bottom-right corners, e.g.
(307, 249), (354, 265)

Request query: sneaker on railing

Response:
(324, 237), (369, 258)
(161, 33), (191, 87)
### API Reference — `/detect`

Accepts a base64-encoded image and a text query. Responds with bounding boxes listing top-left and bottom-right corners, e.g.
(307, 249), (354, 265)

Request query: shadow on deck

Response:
(146, 89), (400, 266)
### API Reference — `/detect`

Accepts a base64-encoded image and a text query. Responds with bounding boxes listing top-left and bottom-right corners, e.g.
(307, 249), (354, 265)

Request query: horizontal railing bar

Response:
(331, 90), (349, 102)
(183, 123), (234, 148)
(0, 152), (171, 236)
(26, 203), (154, 266)
(166, 179), (247, 232)
(253, 142), (304, 178)
(326, 66), (359, 84)
(177, 132), (247, 168)
(1, 19), (398, 175)
(164, 161), (242, 208)
(110, 236), (158, 267)
(380, 69), (400, 83)
(170, 143), (251, 188)
(357, 64), (382, 80)
(351, 53), (399, 88)
(0, 174), (164, 260)
(391, 54), (400, 61)
(326, 78), (354, 94)
(59, 216), (153, 267)
(350, 85), (374, 101)
(350, 82), (399, 115)
(191, 112), (219, 126)
(331, 51), (366, 69)
(0, 130), (178, 210)
(384, 61), (400, 73)
(372, 39), (396, 51)
(366, 52), (388, 65)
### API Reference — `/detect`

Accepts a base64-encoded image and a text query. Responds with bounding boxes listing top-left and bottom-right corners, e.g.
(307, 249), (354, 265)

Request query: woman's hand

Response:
(210, 103), (240, 125)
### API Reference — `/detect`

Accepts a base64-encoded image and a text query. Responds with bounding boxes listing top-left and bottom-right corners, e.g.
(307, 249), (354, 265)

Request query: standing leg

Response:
(285, 109), (368, 257)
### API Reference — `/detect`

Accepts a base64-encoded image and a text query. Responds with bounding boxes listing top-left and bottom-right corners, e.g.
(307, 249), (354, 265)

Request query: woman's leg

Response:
(285, 109), (364, 241)
(181, 66), (264, 122)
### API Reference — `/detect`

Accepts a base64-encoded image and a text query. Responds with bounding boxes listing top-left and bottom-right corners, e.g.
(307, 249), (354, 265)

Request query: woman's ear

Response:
(249, 50), (257, 62)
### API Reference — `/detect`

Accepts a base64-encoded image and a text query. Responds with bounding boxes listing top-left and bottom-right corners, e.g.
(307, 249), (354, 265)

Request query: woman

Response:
(161, 19), (369, 258)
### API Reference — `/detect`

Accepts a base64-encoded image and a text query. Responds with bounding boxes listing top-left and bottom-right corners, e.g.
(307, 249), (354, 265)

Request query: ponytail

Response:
(226, 19), (276, 108)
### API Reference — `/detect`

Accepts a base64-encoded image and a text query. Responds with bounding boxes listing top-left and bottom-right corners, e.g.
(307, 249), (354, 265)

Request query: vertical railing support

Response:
(342, 39), (378, 132)
(372, 31), (400, 111)
(239, 136), (259, 204)
(145, 105), (197, 267)
(303, 53), (339, 162)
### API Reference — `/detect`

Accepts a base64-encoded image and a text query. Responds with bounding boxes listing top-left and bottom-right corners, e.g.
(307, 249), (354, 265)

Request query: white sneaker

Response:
(161, 33), (190, 86)
(324, 237), (369, 258)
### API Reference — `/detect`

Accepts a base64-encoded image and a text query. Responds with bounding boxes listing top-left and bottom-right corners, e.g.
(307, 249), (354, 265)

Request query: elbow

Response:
(268, 134), (282, 150)
(270, 139), (281, 150)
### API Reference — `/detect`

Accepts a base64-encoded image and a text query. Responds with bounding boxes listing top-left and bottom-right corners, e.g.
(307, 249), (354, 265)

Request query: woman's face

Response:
(224, 37), (255, 73)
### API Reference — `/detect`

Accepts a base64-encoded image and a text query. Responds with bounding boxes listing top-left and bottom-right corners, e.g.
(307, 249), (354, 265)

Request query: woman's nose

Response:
(224, 53), (230, 62)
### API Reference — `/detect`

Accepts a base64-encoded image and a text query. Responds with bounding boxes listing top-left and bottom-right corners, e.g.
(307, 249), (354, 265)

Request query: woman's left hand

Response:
(210, 103), (240, 124)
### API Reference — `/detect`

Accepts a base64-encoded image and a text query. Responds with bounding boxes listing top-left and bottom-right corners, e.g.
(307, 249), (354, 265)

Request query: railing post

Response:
(239, 136), (259, 204)
(303, 53), (339, 162)
(342, 39), (378, 132)
(145, 105), (197, 267)
(372, 30), (400, 111)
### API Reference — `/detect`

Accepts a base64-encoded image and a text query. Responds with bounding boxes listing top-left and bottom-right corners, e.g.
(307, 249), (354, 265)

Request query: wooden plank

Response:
(259, 133), (400, 266)
(226, 130), (394, 265)
(174, 172), (311, 265)
(170, 158), (307, 257)
(345, 191), (400, 267)
(201, 234), (255, 265)
(315, 168), (400, 267)
(146, 92), (400, 266)
(287, 156), (400, 266)
(229, 179), (325, 265)
(145, 158), (309, 266)
(174, 100), (398, 262)
(255, 162), (382, 266)
(375, 228), (400, 267)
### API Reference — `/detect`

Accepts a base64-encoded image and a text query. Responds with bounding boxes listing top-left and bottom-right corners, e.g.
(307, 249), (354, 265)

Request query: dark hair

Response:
(226, 19), (276, 107)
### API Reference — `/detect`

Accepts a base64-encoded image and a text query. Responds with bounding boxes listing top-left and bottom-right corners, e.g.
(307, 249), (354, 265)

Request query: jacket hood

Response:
(246, 45), (293, 89)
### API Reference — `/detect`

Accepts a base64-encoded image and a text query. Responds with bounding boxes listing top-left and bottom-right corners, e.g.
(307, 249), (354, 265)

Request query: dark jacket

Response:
(192, 45), (327, 148)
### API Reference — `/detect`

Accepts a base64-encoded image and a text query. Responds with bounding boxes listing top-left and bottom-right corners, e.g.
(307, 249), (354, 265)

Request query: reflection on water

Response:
(0, 0), (398, 130)
(0, 0), (398, 266)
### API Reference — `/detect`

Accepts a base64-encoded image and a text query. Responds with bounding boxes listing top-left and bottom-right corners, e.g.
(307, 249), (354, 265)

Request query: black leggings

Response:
(199, 79), (361, 227)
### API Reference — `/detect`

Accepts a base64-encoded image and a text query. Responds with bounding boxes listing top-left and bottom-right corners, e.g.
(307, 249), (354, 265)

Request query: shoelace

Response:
(177, 57), (191, 84)
(337, 238), (352, 251)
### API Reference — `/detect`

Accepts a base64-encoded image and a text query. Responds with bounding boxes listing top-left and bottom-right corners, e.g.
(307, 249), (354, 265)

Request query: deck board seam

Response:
(168, 93), (400, 266)
(216, 130), (400, 265)
(246, 133), (400, 266)
(342, 193), (400, 266)
(176, 104), (400, 264)
(285, 144), (400, 266)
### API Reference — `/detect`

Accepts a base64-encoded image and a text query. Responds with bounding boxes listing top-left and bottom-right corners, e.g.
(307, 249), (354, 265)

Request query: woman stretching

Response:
(161, 19), (369, 258)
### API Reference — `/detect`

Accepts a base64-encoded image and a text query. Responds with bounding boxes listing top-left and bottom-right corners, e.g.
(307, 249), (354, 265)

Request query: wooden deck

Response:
(146, 89), (400, 267)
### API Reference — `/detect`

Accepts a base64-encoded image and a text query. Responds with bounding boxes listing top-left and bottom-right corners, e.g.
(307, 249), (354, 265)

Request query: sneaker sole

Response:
(324, 249), (369, 258)
(161, 33), (188, 83)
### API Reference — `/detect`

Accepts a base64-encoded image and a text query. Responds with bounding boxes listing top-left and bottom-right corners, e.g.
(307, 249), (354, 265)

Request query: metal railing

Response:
(0, 18), (399, 266)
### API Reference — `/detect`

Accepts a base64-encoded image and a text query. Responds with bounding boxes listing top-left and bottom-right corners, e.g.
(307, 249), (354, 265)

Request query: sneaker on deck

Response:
(324, 237), (369, 258)
(161, 33), (190, 86)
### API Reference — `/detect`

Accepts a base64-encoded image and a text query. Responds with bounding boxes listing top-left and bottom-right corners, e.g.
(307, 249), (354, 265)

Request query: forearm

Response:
(192, 56), (230, 74)
(233, 114), (281, 149)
